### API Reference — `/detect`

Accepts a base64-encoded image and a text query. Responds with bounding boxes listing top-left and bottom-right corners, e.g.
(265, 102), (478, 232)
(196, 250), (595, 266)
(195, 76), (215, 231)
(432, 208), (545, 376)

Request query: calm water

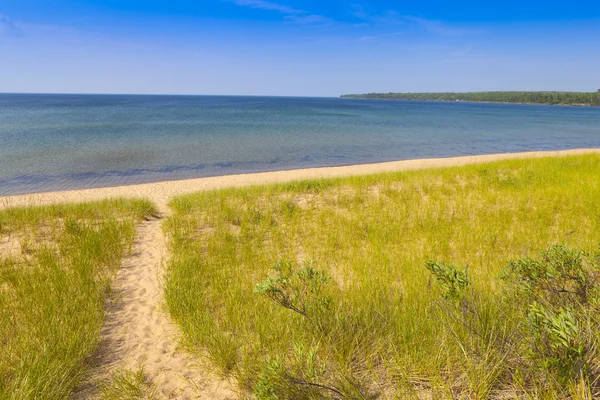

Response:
(1, 94), (599, 195)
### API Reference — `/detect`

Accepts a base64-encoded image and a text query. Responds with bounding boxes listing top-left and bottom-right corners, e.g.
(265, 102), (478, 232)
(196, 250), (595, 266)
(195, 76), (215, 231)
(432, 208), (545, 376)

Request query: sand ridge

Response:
(2, 149), (599, 399)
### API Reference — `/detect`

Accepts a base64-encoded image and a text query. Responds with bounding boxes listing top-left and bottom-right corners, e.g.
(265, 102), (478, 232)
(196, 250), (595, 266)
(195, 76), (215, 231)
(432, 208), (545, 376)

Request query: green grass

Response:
(0, 198), (155, 399)
(165, 155), (600, 399)
(99, 367), (157, 400)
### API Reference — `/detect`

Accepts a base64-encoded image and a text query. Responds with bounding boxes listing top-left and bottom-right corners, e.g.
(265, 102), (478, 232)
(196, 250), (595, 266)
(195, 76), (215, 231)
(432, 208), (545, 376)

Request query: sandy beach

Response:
(1, 148), (599, 212)
(2, 148), (600, 399)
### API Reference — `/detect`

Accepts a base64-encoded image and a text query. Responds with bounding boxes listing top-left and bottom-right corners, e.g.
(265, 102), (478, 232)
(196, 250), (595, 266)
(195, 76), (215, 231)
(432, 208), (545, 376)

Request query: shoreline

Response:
(341, 97), (600, 107)
(2, 148), (599, 211)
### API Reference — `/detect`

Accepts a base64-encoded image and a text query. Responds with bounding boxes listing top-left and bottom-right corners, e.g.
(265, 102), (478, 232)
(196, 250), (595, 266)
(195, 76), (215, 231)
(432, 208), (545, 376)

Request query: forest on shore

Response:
(341, 91), (600, 106)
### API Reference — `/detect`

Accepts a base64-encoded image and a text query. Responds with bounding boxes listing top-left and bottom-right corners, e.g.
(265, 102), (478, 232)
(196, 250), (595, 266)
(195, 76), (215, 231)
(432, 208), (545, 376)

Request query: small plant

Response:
(527, 303), (585, 377)
(254, 263), (353, 399)
(252, 343), (340, 400)
(99, 366), (157, 400)
(253, 358), (285, 400)
(254, 260), (332, 328)
(503, 244), (600, 388)
(426, 245), (600, 394)
(425, 260), (470, 300)
(502, 244), (596, 305)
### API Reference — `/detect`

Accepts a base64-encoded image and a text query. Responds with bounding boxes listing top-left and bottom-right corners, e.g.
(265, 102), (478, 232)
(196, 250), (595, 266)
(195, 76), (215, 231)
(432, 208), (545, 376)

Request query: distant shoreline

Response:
(341, 92), (600, 107)
(2, 148), (599, 212)
(343, 98), (599, 108)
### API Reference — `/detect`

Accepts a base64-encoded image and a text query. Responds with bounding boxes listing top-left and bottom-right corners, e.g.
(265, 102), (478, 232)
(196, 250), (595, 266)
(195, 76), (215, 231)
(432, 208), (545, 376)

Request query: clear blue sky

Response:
(1, 1), (599, 96)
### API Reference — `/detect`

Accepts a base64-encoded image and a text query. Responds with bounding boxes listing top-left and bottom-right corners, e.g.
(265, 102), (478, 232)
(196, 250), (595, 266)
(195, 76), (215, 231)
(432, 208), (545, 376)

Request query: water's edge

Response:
(2, 94), (599, 196)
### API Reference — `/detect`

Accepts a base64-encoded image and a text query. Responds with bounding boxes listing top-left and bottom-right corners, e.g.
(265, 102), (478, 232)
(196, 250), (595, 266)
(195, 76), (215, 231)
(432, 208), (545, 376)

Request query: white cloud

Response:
(358, 31), (403, 41)
(284, 14), (333, 25)
(350, 5), (368, 20)
(227, 0), (302, 14)
(349, 6), (485, 37)
(404, 16), (485, 36)
(0, 14), (22, 37)
(226, 0), (331, 25)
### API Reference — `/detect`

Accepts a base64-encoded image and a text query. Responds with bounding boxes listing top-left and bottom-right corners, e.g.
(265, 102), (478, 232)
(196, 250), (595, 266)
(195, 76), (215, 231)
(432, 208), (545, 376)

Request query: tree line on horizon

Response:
(340, 91), (600, 106)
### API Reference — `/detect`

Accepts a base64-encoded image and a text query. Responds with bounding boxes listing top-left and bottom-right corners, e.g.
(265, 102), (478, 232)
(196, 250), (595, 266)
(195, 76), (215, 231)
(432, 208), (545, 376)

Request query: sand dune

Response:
(3, 148), (599, 399)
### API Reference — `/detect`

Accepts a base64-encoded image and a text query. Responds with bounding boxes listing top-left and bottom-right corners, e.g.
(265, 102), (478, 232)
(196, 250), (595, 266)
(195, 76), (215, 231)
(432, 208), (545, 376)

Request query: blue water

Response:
(1, 93), (599, 196)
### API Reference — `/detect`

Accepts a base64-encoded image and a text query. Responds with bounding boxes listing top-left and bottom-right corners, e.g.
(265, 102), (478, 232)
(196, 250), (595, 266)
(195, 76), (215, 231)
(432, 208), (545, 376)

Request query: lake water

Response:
(1, 93), (599, 195)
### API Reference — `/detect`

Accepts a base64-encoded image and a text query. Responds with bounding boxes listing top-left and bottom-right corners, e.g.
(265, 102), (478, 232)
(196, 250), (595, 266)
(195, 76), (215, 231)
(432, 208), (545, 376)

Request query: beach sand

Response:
(2, 148), (599, 213)
(3, 148), (599, 399)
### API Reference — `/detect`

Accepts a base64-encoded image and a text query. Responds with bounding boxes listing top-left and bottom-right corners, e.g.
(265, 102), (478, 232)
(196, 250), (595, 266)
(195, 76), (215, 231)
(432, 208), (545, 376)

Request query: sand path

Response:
(2, 149), (599, 398)
(73, 207), (236, 399)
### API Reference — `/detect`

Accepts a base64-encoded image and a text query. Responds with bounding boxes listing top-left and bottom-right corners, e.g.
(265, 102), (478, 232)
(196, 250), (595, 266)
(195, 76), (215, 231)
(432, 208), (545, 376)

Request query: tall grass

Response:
(0, 199), (155, 399)
(165, 155), (600, 399)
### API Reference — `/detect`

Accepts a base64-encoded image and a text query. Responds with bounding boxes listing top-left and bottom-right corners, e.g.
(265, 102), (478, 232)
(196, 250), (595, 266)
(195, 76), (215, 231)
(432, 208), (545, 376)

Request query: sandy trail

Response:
(73, 209), (236, 399)
(2, 149), (599, 399)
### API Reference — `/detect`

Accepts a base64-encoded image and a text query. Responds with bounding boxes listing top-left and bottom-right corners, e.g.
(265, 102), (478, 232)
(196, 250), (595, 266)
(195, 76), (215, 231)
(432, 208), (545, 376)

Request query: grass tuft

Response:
(99, 367), (157, 400)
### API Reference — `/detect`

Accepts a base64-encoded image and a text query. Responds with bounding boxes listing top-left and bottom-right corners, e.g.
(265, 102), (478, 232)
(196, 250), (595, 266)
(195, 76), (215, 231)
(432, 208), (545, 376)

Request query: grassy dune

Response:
(165, 155), (600, 399)
(0, 199), (155, 399)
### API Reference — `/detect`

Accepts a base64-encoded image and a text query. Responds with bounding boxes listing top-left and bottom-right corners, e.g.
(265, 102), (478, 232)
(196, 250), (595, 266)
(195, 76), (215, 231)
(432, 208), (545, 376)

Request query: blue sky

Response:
(1, 1), (599, 96)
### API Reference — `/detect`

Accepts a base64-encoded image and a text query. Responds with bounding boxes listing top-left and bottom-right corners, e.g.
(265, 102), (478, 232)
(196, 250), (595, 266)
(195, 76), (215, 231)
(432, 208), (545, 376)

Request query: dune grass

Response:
(165, 154), (600, 399)
(99, 366), (158, 400)
(0, 198), (155, 399)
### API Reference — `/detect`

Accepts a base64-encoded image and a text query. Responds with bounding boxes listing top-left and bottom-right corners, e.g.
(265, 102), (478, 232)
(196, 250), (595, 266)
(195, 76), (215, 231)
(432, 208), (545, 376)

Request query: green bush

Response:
(255, 260), (332, 330)
(425, 261), (470, 300)
(427, 244), (600, 394)
(503, 245), (600, 386)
